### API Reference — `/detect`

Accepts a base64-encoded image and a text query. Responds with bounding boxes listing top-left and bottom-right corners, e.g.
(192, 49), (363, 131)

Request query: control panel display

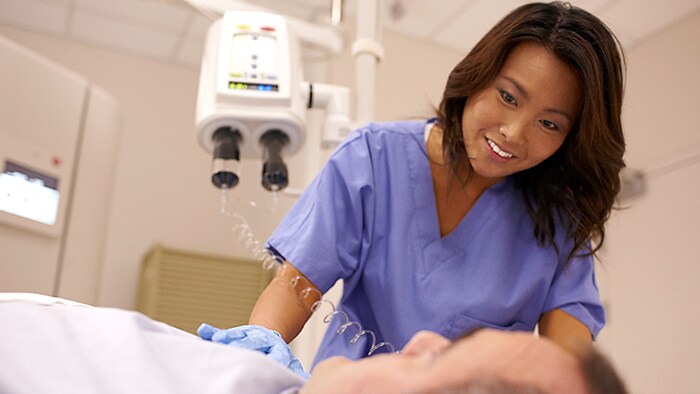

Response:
(228, 31), (279, 88)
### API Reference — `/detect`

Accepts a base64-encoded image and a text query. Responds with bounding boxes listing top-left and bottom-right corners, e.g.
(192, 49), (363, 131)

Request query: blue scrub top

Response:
(267, 120), (605, 365)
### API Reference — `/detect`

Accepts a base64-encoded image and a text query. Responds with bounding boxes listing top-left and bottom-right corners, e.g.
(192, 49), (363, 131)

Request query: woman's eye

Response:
(499, 90), (516, 105)
(540, 120), (559, 131)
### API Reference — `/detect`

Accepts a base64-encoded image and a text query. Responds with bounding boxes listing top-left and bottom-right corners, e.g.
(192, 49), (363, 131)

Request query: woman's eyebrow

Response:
(500, 75), (528, 100)
(500, 75), (573, 123)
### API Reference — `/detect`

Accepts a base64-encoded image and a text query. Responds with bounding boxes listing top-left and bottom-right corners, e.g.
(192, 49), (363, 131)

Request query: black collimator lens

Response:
(260, 130), (289, 191)
(211, 127), (242, 189)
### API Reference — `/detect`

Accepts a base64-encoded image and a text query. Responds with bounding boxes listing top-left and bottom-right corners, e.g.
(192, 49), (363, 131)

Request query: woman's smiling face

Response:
(461, 42), (582, 184)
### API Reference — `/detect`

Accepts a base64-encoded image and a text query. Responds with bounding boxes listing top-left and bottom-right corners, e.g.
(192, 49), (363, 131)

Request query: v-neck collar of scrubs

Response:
(409, 119), (513, 271)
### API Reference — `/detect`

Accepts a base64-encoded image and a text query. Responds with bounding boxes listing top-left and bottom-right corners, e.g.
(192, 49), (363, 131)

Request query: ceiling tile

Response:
(230, 0), (323, 21)
(69, 10), (180, 60)
(75, 0), (192, 32)
(598, 0), (700, 48)
(510, 0), (615, 13)
(568, 0), (617, 12)
(431, 0), (523, 53)
(1, 0), (699, 71)
(0, 0), (70, 35)
(382, 0), (475, 40)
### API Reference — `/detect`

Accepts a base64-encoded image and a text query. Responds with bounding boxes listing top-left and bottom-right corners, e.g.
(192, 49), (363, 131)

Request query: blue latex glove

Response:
(197, 323), (310, 379)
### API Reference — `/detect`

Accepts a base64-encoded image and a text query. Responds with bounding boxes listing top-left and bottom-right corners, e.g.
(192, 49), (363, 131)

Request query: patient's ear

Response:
(402, 331), (450, 356)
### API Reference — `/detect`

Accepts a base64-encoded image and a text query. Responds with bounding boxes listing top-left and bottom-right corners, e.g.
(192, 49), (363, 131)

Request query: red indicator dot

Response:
(260, 26), (276, 32)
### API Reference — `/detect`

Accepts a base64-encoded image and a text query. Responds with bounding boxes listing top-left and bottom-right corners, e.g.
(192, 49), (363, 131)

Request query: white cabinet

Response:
(0, 35), (121, 304)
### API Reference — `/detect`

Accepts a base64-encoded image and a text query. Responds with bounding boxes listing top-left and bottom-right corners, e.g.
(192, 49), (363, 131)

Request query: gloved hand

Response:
(197, 323), (310, 379)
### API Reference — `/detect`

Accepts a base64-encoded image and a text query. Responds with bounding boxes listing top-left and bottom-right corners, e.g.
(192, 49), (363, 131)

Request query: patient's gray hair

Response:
(410, 344), (629, 394)
(577, 345), (628, 394)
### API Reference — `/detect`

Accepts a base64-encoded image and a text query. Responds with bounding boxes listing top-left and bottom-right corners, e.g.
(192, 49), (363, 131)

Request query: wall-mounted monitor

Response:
(0, 160), (60, 226)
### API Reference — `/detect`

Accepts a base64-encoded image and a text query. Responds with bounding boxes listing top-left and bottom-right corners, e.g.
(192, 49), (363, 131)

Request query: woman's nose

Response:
(498, 120), (527, 143)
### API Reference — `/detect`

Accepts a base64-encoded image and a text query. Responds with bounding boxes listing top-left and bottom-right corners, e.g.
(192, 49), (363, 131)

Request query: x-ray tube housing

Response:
(195, 10), (307, 190)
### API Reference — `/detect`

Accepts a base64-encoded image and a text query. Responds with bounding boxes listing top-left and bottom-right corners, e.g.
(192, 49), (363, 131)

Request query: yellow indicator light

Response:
(229, 82), (249, 90)
(235, 24), (251, 30)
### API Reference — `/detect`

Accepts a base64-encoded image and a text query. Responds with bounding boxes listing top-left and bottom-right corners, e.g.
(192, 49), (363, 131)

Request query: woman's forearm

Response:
(248, 261), (321, 343)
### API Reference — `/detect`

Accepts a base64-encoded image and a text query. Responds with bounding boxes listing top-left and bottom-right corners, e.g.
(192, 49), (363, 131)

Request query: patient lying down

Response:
(0, 294), (627, 394)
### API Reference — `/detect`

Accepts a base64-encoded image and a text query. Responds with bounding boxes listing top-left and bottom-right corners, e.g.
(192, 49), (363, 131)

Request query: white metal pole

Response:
(353, 0), (384, 124)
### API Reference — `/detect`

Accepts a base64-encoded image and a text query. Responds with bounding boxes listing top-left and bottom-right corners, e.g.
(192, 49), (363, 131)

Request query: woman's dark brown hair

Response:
(437, 1), (626, 263)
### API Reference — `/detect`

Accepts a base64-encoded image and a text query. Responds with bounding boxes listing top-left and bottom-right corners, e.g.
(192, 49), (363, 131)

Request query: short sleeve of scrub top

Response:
(267, 120), (605, 363)
(266, 125), (379, 292)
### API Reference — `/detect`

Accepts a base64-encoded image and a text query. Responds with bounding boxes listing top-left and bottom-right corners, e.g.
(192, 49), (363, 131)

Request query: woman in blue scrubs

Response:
(247, 1), (626, 365)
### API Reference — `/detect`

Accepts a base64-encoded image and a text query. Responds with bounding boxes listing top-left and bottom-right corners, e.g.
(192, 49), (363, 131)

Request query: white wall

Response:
(1, 8), (699, 392)
(595, 11), (700, 394)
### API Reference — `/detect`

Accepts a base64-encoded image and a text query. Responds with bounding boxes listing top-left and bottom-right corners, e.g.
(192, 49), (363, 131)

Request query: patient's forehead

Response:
(418, 329), (588, 394)
(303, 329), (589, 394)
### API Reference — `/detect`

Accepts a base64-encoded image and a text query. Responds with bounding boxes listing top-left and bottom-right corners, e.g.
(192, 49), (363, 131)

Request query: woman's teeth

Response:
(487, 139), (513, 158)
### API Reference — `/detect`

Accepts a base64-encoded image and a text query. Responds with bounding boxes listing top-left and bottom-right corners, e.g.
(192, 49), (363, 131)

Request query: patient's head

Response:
(302, 329), (627, 394)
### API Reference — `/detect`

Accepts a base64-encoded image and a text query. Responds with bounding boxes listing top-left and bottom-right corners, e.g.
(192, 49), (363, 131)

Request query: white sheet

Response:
(0, 292), (92, 307)
(0, 293), (305, 394)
